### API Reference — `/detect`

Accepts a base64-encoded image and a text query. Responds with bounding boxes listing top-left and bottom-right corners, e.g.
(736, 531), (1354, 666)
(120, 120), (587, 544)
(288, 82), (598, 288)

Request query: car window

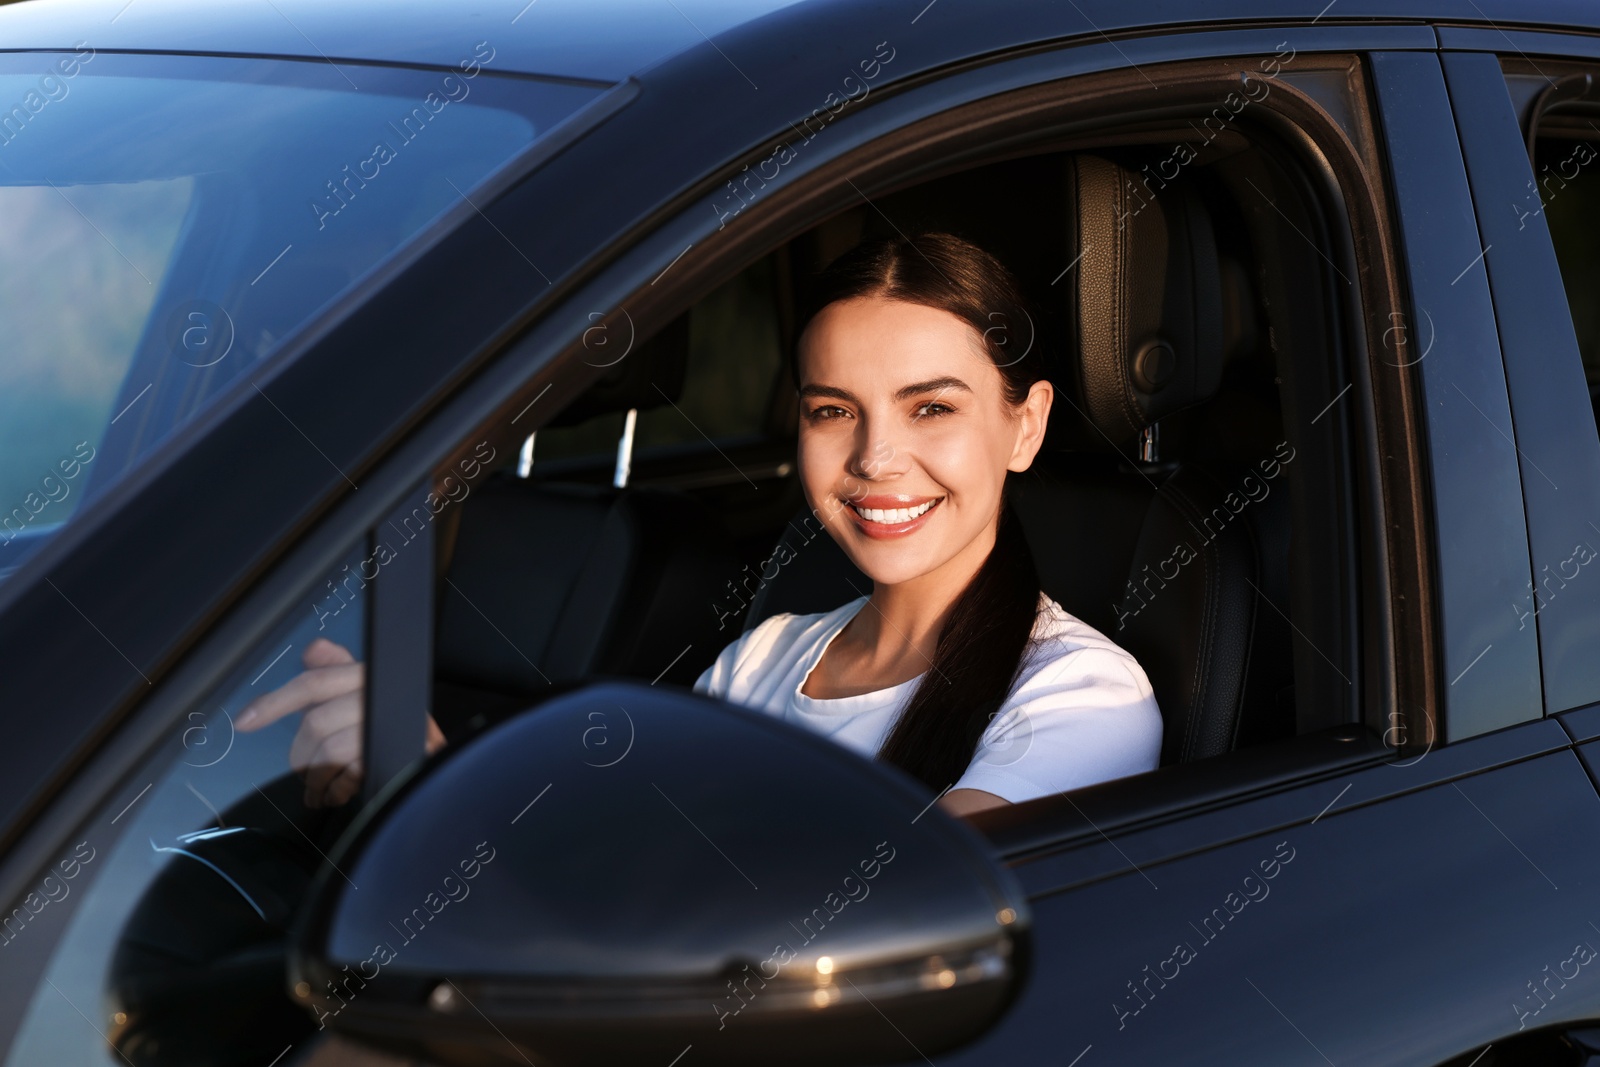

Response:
(1535, 134), (1600, 420)
(441, 94), (1367, 789)
(0, 49), (605, 576)
(1, 542), (383, 1067)
(529, 253), (785, 471)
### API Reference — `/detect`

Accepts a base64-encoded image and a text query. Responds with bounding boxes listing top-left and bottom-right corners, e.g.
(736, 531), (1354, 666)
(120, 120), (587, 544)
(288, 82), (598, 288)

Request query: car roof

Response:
(2, 0), (1598, 86)
(0, 0), (811, 83)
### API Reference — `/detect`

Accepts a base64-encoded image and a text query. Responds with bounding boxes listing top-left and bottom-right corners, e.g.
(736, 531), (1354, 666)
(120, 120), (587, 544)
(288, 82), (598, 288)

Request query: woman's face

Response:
(795, 294), (1053, 589)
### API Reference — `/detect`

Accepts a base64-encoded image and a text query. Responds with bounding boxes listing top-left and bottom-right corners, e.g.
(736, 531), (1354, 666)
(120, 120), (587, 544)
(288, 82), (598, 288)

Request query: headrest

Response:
(1068, 154), (1224, 448)
(548, 313), (690, 427)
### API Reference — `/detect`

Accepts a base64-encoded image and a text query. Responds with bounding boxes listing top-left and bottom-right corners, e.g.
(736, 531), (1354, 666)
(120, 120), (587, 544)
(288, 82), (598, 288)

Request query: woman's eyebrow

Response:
(798, 383), (857, 402)
(797, 376), (973, 403)
(894, 376), (971, 401)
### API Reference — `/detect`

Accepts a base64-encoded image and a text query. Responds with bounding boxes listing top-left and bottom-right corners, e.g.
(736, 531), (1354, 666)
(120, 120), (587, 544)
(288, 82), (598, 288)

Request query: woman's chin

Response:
(843, 546), (945, 589)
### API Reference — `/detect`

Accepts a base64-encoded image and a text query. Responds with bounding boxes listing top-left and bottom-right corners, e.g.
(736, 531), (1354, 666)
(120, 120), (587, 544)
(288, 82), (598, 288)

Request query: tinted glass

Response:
(1539, 133), (1600, 424)
(0, 48), (603, 573)
(532, 254), (784, 466)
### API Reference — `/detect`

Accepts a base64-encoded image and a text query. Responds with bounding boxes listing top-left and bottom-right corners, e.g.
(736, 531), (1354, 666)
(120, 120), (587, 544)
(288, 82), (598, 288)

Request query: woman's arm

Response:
(939, 788), (1009, 816)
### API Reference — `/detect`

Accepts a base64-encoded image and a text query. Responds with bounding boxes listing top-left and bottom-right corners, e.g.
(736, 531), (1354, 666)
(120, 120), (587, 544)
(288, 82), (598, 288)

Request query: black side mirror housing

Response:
(289, 680), (1030, 1066)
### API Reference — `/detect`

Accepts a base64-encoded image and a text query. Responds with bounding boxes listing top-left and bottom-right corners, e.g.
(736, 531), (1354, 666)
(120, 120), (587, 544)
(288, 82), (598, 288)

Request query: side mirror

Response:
(289, 681), (1030, 1066)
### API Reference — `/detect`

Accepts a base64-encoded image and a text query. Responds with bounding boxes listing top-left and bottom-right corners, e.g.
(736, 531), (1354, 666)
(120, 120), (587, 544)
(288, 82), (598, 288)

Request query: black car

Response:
(4, 0), (1600, 1064)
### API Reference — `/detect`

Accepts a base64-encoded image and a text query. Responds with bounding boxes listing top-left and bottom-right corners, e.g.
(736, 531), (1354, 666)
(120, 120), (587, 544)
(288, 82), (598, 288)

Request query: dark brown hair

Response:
(792, 232), (1046, 794)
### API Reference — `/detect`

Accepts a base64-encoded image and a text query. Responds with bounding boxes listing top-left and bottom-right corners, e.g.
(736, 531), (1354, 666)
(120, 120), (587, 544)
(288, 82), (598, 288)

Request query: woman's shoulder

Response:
(1020, 592), (1155, 694)
(696, 595), (867, 699)
(744, 594), (865, 653)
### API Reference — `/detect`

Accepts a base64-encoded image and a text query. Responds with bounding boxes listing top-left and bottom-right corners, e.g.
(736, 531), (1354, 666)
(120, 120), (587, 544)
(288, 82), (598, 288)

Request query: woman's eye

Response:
(806, 405), (848, 421)
(914, 401), (955, 419)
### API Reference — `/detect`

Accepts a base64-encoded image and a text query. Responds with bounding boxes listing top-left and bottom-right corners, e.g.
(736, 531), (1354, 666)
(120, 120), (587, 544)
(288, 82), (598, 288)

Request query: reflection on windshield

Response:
(0, 49), (604, 577)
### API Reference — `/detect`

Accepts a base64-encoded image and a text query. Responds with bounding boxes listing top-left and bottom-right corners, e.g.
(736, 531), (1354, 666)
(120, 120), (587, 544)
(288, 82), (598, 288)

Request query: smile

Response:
(843, 496), (944, 539)
(850, 499), (938, 524)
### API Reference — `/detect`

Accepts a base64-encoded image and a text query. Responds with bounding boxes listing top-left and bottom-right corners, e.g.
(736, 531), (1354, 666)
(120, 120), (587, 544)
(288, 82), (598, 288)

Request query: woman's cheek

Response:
(795, 436), (842, 514)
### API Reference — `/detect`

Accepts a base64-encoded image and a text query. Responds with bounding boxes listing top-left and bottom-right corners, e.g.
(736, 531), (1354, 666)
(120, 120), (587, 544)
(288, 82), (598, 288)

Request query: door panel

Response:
(943, 745), (1600, 1065)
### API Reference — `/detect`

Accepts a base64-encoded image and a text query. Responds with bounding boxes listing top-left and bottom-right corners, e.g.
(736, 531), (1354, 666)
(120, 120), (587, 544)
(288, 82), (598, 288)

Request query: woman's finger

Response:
(302, 723), (363, 806)
(287, 691), (363, 771)
(317, 760), (365, 809)
(302, 637), (356, 669)
(237, 662), (364, 731)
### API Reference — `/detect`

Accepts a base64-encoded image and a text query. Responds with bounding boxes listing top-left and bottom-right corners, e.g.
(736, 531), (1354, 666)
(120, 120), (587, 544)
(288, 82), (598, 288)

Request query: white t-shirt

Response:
(693, 591), (1163, 804)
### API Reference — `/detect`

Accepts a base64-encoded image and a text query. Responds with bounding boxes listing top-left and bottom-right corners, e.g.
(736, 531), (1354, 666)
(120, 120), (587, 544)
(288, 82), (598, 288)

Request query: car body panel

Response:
(945, 748), (1600, 1065)
(1369, 50), (1542, 740)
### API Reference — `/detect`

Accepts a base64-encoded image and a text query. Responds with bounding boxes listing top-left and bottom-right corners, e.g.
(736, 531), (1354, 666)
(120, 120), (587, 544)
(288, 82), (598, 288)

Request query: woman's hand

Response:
(236, 637), (445, 808)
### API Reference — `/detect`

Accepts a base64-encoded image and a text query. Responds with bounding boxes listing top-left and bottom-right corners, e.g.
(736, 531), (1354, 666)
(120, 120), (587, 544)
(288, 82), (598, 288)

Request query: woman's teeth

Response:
(851, 499), (938, 525)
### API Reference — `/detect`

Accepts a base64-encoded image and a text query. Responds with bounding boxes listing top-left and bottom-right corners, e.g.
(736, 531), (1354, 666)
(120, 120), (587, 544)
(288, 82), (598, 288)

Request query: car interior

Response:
(427, 127), (1362, 785)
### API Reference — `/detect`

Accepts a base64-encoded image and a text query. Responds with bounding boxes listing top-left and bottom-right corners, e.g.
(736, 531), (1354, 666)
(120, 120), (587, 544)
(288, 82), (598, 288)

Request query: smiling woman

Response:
(693, 233), (1163, 816)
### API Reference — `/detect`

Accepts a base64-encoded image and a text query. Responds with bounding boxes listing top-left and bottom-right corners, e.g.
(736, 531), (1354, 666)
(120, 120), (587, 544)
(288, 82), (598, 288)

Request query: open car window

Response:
(0, 49), (603, 577)
(434, 77), (1366, 793)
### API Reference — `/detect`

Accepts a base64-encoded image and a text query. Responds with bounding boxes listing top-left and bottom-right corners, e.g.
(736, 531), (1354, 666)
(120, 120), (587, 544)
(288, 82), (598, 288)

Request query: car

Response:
(3, 0), (1600, 1063)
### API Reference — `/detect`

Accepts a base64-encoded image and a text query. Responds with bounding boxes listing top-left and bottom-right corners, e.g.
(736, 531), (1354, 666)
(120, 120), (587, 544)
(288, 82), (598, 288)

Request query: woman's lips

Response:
(843, 495), (944, 540)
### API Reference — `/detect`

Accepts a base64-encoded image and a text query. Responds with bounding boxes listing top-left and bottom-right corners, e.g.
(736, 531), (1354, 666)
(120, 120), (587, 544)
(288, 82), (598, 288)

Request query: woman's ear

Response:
(1006, 378), (1054, 472)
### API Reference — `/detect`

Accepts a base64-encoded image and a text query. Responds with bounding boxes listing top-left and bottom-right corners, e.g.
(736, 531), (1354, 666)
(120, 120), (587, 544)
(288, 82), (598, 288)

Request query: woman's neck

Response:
(849, 516), (997, 670)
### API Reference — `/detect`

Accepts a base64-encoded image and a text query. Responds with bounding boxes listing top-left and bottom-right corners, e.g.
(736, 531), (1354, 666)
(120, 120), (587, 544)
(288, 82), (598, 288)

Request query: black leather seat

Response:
(743, 154), (1295, 766)
(432, 316), (741, 732)
(1066, 154), (1294, 761)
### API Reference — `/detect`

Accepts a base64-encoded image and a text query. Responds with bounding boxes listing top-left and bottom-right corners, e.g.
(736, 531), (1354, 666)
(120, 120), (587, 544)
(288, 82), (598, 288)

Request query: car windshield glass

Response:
(0, 49), (604, 576)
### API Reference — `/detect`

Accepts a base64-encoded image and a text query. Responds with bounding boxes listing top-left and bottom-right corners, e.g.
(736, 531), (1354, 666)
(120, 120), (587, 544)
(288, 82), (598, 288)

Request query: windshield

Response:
(0, 48), (604, 576)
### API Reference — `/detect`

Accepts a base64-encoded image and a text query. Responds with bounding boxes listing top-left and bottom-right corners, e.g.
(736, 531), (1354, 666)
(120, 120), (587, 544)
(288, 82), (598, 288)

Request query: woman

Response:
(693, 231), (1162, 816)
(239, 233), (1162, 816)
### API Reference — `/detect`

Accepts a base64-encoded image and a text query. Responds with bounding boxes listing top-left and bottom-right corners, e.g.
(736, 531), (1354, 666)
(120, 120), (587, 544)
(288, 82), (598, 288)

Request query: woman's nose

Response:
(848, 421), (904, 480)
